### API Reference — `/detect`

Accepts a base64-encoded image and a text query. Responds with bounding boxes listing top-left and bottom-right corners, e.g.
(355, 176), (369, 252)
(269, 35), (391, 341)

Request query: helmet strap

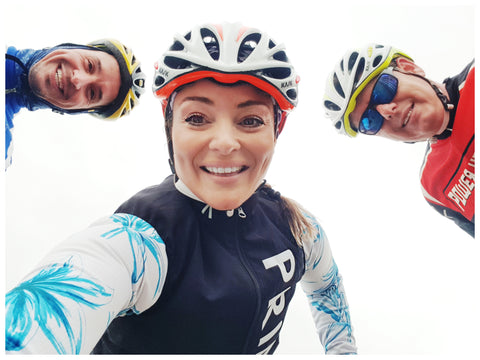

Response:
(394, 68), (454, 111)
(393, 68), (455, 141)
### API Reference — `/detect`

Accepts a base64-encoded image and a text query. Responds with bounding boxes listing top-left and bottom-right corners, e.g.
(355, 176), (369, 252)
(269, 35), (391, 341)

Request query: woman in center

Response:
(98, 22), (357, 354)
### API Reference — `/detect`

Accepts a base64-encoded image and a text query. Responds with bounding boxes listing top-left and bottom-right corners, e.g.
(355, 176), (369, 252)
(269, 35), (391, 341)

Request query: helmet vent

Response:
(184, 32), (192, 41)
(134, 78), (144, 89)
(200, 28), (220, 60)
(164, 56), (192, 70)
(353, 57), (365, 87)
(347, 52), (359, 73)
(155, 75), (165, 87)
(170, 41), (185, 51)
(333, 73), (345, 98)
(238, 33), (261, 63)
(273, 51), (288, 62)
(334, 121), (342, 130)
(324, 100), (341, 111)
(268, 39), (276, 49)
(373, 55), (383, 67)
(261, 67), (291, 80)
(287, 88), (297, 101)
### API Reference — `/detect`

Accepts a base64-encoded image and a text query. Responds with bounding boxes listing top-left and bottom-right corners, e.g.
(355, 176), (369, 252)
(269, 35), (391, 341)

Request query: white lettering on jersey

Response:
(447, 154), (475, 211)
(257, 249), (295, 354)
(262, 249), (295, 282)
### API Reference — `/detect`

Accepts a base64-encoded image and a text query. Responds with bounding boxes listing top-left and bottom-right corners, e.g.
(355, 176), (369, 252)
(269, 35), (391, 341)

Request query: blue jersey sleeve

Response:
(300, 214), (357, 355)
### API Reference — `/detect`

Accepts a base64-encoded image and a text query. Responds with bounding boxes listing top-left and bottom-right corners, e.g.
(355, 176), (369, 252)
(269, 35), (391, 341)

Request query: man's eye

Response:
(184, 114), (206, 126)
(87, 60), (94, 73)
(88, 88), (95, 101)
(241, 117), (264, 127)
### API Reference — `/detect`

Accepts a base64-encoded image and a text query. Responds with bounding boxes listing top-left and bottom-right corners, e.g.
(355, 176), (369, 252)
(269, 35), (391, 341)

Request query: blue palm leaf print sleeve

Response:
(5, 214), (168, 354)
(300, 213), (357, 355)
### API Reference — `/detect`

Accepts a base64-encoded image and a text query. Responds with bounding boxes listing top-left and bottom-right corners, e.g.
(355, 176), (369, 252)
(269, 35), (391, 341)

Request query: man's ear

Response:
(395, 57), (426, 76)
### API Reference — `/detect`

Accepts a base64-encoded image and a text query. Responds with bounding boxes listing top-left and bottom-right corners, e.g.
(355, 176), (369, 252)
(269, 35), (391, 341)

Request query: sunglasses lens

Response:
(359, 110), (384, 135)
(371, 74), (398, 105)
(358, 73), (398, 135)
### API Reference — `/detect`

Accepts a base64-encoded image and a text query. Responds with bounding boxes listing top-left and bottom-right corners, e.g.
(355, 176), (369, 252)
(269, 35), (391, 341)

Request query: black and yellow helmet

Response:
(88, 39), (146, 120)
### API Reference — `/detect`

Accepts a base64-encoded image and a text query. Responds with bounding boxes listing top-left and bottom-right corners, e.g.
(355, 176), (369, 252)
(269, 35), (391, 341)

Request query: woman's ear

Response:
(395, 57), (426, 76)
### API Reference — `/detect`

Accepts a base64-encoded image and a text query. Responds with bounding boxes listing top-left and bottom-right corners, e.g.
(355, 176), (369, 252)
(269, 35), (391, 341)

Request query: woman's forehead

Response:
(173, 79), (274, 106)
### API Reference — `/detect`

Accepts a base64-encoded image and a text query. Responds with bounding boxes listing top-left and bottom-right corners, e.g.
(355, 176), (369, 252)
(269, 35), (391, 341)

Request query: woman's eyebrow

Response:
(237, 100), (270, 108)
(181, 96), (214, 105)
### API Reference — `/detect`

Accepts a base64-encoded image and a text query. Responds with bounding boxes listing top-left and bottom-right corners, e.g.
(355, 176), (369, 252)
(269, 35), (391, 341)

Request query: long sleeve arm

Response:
(300, 216), (357, 355)
(5, 213), (168, 354)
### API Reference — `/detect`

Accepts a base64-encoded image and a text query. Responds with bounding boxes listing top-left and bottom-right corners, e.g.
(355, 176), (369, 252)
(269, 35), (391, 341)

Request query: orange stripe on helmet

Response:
(213, 24), (224, 41)
(154, 70), (295, 114)
(236, 26), (249, 42)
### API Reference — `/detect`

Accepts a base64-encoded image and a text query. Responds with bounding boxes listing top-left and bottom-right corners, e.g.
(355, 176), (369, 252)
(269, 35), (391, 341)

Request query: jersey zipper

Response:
(233, 211), (262, 353)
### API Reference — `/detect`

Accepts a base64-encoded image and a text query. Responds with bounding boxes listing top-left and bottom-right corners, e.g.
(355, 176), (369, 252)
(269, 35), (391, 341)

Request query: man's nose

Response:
(71, 70), (91, 90)
(376, 103), (397, 120)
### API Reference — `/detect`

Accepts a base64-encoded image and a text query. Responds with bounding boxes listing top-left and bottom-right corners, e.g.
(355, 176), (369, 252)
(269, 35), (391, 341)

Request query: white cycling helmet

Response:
(323, 44), (412, 137)
(153, 22), (300, 135)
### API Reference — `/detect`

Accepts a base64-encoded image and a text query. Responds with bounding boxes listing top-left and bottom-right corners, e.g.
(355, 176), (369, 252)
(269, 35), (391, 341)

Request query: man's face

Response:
(349, 69), (449, 142)
(28, 48), (120, 111)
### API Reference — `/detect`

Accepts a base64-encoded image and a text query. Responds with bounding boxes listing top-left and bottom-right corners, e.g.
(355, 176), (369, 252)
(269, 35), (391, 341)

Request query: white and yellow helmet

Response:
(323, 44), (412, 137)
(89, 39), (146, 120)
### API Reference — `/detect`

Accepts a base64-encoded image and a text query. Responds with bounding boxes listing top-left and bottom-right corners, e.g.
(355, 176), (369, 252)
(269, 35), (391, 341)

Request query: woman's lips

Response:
(201, 166), (248, 176)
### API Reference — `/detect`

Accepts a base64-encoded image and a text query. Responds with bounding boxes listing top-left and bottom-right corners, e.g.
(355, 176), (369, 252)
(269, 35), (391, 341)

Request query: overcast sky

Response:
(3, 0), (478, 358)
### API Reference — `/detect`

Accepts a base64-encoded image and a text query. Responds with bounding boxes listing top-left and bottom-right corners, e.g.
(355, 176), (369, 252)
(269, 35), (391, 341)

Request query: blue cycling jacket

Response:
(5, 44), (93, 169)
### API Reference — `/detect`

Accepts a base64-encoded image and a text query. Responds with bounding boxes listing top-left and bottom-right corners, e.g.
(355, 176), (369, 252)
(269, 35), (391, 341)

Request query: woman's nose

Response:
(208, 123), (241, 155)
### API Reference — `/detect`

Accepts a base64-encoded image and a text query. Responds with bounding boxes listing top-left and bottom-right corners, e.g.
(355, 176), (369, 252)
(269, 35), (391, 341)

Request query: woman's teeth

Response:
(204, 166), (243, 175)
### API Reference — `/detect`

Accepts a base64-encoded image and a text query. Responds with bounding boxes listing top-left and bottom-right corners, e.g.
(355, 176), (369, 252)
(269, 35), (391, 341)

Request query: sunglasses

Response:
(358, 68), (398, 135)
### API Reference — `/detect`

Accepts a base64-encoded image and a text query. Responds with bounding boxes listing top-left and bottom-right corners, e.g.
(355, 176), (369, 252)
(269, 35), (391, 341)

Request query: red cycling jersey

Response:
(420, 62), (475, 236)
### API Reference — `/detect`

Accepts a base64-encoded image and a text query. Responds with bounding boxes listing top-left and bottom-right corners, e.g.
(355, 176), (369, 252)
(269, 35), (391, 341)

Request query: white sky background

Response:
(2, 0), (479, 358)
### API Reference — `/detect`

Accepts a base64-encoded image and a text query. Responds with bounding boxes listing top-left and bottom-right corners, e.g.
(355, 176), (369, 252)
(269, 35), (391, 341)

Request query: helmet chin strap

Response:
(393, 68), (454, 111)
(393, 68), (455, 142)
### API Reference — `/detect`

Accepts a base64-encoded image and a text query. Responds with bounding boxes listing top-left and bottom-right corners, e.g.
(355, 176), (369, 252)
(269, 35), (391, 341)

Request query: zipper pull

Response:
(238, 207), (247, 218)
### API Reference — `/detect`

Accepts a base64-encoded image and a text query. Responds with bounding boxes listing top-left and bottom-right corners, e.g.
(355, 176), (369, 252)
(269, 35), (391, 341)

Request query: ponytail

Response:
(261, 183), (316, 247)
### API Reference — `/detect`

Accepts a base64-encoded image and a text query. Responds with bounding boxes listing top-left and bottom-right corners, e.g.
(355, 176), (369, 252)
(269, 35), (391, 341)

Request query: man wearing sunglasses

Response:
(323, 44), (474, 237)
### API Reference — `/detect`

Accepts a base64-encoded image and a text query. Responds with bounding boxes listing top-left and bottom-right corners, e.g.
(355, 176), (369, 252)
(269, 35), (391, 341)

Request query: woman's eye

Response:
(184, 114), (206, 126)
(241, 117), (264, 127)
